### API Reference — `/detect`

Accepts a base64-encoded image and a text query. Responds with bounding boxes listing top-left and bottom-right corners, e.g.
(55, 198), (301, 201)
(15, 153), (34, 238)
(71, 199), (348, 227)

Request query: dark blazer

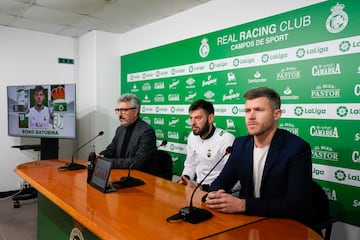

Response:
(100, 118), (157, 171)
(210, 128), (313, 225)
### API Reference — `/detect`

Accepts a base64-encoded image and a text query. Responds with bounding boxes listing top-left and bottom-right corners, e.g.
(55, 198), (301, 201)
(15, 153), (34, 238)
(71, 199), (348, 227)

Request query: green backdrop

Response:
(121, 0), (359, 226)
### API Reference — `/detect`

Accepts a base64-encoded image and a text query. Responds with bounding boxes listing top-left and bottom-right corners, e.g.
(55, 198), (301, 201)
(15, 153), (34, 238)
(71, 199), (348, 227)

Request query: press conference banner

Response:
(121, 0), (359, 225)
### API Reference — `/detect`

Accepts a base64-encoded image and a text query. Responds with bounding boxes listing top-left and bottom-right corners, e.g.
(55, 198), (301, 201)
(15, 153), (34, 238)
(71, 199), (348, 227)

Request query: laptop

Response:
(89, 157), (117, 193)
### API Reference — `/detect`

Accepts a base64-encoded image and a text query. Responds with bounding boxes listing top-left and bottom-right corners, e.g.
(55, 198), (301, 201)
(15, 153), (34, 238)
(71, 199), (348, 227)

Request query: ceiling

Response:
(0, 0), (210, 38)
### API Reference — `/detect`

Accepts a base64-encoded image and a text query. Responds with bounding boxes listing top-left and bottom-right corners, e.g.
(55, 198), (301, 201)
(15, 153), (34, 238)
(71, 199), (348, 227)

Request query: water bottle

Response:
(87, 145), (96, 184)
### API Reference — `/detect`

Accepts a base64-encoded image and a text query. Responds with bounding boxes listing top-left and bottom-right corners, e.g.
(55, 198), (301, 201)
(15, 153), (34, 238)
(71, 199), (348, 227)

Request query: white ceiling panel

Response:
(0, 0), (211, 38)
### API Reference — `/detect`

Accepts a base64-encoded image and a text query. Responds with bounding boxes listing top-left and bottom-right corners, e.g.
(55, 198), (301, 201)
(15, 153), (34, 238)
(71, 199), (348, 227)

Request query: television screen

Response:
(7, 83), (76, 139)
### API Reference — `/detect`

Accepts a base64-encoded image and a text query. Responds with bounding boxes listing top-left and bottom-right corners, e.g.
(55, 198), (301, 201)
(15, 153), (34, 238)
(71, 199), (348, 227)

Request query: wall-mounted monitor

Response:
(7, 83), (76, 139)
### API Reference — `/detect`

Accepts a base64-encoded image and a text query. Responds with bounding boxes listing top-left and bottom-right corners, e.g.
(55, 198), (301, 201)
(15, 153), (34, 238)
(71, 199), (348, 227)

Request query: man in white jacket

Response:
(178, 99), (235, 191)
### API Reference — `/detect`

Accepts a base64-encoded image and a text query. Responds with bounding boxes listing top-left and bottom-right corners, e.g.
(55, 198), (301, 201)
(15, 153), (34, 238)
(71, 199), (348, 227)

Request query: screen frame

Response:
(6, 83), (77, 139)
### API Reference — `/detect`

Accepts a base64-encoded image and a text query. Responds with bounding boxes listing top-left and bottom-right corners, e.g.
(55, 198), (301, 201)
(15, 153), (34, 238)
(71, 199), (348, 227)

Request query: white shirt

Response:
(29, 106), (50, 128)
(182, 128), (235, 185)
(253, 145), (269, 198)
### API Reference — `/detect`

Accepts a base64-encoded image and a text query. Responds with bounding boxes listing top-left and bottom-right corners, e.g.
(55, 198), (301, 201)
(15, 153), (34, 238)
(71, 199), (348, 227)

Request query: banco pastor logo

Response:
(335, 169), (346, 181)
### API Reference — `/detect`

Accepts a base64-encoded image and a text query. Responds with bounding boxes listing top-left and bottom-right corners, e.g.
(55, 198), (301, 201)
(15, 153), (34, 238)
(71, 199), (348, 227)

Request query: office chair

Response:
(148, 149), (173, 180)
(310, 180), (338, 240)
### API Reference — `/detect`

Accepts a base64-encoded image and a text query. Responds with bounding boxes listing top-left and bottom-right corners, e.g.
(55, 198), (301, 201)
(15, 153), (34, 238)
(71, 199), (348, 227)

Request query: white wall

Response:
(0, 26), (76, 191)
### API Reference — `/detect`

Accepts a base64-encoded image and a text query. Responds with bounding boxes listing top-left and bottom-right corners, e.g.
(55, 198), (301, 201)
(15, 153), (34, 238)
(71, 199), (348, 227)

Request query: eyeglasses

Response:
(114, 107), (136, 114)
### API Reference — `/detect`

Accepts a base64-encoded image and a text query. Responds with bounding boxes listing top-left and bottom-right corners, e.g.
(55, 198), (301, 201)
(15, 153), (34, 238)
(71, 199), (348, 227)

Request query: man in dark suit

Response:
(205, 87), (313, 226)
(98, 94), (156, 171)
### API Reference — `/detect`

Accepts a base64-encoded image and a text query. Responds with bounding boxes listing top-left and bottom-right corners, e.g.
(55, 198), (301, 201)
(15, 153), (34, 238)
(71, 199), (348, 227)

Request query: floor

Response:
(0, 192), (37, 240)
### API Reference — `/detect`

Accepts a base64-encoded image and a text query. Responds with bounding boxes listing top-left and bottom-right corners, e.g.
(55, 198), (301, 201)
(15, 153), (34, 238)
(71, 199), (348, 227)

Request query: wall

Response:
(0, 26), (76, 191)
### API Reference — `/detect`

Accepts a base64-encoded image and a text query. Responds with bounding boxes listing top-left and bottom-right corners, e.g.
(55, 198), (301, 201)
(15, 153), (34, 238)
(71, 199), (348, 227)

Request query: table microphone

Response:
(167, 146), (233, 224)
(58, 131), (104, 171)
(113, 140), (168, 188)
(158, 140), (167, 148)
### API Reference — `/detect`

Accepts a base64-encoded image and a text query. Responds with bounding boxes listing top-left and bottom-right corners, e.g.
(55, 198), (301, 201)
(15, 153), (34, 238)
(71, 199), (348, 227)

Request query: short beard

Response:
(193, 119), (210, 138)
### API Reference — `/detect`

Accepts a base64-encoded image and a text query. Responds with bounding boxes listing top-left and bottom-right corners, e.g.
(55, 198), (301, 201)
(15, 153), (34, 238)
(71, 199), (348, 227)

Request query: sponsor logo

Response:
(168, 94), (180, 101)
(353, 200), (360, 207)
(204, 90), (215, 100)
(142, 83), (151, 91)
(155, 129), (164, 138)
(142, 72), (154, 79)
(326, 3), (348, 33)
(170, 106), (186, 114)
(226, 72), (237, 85)
(168, 118), (180, 127)
(154, 118), (164, 125)
(261, 52), (288, 63)
(334, 169), (360, 183)
(353, 151), (360, 163)
(310, 126), (339, 138)
(223, 89), (240, 101)
(130, 84), (139, 92)
(248, 70), (267, 84)
(355, 133), (360, 141)
(354, 84), (360, 96)
(142, 116), (151, 125)
(280, 86), (299, 100)
(276, 67), (301, 80)
(186, 77), (196, 88)
(322, 187), (338, 201)
(169, 79), (180, 89)
(311, 84), (341, 99)
(296, 46), (328, 58)
(226, 119), (236, 130)
(336, 106), (360, 117)
(142, 94), (151, 103)
(312, 63), (341, 76)
(279, 122), (299, 136)
(312, 145), (339, 161)
(154, 82), (165, 89)
(294, 106), (326, 116)
(185, 92), (197, 102)
(168, 131), (179, 140)
(155, 70), (168, 78)
(202, 75), (218, 87)
(154, 94), (165, 102)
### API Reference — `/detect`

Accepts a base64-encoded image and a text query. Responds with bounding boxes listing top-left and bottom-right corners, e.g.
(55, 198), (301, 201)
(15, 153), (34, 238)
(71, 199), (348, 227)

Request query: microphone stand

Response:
(171, 146), (233, 224)
(59, 131), (104, 171)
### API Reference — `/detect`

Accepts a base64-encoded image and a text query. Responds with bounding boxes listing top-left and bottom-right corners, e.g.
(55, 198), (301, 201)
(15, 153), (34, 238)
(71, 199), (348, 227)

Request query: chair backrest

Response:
(310, 180), (338, 240)
(148, 150), (173, 180)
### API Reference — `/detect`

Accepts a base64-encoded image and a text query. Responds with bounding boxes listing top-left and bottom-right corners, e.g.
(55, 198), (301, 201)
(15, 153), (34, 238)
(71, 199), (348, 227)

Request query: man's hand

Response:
(205, 189), (246, 213)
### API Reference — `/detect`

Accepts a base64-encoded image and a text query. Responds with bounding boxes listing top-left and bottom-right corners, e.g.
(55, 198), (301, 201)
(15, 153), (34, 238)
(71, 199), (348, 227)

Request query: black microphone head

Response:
(98, 131), (104, 136)
(161, 140), (168, 146)
(226, 146), (233, 154)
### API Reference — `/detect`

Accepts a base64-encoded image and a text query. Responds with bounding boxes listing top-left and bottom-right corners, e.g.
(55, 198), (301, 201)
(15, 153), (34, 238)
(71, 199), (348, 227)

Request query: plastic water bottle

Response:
(87, 145), (96, 184)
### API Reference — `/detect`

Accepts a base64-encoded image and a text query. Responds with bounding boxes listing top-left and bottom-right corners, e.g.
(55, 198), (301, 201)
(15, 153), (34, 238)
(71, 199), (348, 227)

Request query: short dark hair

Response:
(189, 99), (214, 115)
(243, 87), (281, 110)
(34, 85), (45, 93)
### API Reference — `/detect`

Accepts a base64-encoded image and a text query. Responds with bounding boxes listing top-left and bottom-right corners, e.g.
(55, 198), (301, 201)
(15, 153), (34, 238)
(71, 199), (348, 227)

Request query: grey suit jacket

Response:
(100, 118), (157, 171)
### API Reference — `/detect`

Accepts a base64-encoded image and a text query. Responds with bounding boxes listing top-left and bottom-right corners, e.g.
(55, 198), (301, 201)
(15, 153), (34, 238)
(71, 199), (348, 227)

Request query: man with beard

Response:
(204, 87), (314, 228)
(28, 85), (50, 128)
(97, 93), (157, 171)
(178, 99), (235, 191)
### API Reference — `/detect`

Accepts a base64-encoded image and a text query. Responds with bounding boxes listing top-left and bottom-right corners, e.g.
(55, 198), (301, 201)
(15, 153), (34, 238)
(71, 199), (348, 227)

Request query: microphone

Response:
(58, 131), (104, 171)
(167, 146), (233, 224)
(158, 140), (167, 148)
(113, 140), (169, 188)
